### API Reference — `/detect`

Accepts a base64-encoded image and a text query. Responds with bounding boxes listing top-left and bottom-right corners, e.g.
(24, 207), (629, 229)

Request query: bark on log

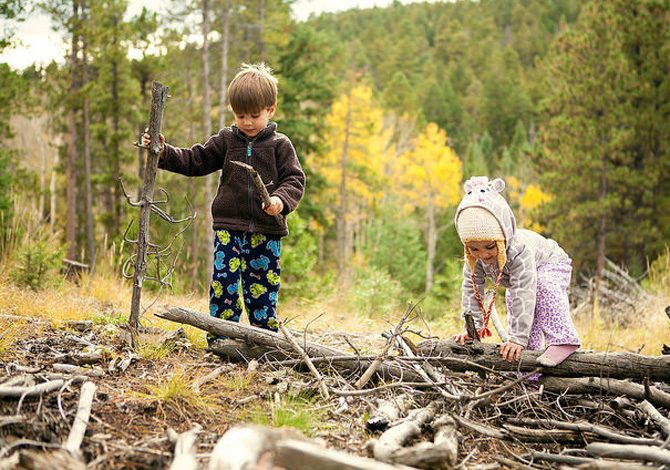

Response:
(156, 306), (423, 382)
(417, 339), (670, 381)
(542, 376), (670, 409)
(506, 417), (663, 446)
(585, 442), (670, 466)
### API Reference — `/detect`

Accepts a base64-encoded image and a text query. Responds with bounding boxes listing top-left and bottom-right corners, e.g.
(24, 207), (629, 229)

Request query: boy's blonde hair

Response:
(228, 63), (278, 114)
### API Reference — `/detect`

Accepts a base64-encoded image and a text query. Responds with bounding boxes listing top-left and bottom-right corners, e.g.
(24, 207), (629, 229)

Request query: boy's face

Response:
(234, 104), (275, 138)
(465, 240), (499, 265)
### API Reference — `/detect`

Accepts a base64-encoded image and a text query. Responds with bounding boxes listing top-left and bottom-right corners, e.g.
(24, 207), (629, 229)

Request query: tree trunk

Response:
(425, 196), (436, 292)
(257, 0), (265, 60)
(50, 146), (58, 234)
(111, 11), (121, 236)
(82, 6), (95, 272)
(188, 78), (199, 292)
(218, 0), (230, 130)
(594, 152), (608, 317)
(66, 0), (80, 261)
(201, 0), (214, 281)
(337, 89), (352, 289)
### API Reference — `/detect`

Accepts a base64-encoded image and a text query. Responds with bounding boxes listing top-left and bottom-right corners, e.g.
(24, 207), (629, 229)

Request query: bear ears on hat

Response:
(463, 176), (505, 194)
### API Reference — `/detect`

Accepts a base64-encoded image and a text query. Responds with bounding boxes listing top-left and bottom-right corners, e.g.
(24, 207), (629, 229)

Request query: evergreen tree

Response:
(538, 0), (637, 281)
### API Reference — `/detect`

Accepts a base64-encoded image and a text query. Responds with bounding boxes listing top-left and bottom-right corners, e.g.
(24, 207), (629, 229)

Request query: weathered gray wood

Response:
(635, 399), (670, 438)
(542, 376), (670, 409)
(417, 339), (670, 381)
(506, 417), (664, 446)
(156, 306), (423, 382)
(0, 380), (65, 398)
(167, 424), (200, 470)
(63, 381), (96, 457)
(372, 404), (437, 465)
(230, 160), (282, 225)
(279, 322), (330, 399)
(366, 394), (412, 432)
(586, 442), (670, 466)
(275, 439), (413, 470)
(129, 81), (169, 336)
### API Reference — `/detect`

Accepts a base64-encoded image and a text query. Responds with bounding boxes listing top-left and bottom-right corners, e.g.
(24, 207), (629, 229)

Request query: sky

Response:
(0, 0), (426, 70)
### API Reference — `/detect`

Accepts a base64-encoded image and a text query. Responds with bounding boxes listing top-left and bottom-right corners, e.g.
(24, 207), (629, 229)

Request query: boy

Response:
(143, 63), (305, 342)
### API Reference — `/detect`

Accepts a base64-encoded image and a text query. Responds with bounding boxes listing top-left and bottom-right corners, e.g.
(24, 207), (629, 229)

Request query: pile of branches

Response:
(1, 307), (669, 469)
(155, 305), (670, 469)
(571, 258), (653, 325)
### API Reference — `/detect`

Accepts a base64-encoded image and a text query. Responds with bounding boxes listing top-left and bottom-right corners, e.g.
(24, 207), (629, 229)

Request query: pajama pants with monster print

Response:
(208, 229), (281, 344)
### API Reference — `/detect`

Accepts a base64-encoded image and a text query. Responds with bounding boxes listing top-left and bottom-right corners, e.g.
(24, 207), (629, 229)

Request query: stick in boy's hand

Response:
(231, 160), (283, 225)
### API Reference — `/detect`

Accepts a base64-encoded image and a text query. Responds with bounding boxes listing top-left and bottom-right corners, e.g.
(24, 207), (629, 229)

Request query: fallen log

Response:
(586, 442), (670, 466)
(417, 339), (670, 381)
(156, 306), (424, 382)
(542, 376), (670, 410)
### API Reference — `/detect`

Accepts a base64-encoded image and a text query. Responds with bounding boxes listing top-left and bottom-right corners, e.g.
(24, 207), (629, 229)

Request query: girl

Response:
(453, 176), (580, 367)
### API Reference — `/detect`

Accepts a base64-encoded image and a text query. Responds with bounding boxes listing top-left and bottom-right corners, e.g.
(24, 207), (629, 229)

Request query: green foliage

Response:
(281, 212), (319, 299)
(247, 396), (324, 437)
(538, 0), (670, 272)
(0, 148), (14, 241)
(9, 229), (66, 291)
(422, 256), (463, 321)
(364, 207), (426, 294)
(348, 265), (404, 317)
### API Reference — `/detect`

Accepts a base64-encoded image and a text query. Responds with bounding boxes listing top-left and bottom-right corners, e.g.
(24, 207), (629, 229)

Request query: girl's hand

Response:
(263, 196), (284, 216)
(454, 332), (473, 345)
(500, 341), (524, 363)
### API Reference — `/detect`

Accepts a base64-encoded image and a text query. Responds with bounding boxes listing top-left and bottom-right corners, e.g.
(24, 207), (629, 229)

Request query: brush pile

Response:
(0, 306), (669, 469)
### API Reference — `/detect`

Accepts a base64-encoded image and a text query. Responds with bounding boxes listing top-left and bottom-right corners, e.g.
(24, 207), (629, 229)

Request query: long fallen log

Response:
(156, 306), (424, 383)
(542, 376), (670, 409)
(417, 339), (670, 382)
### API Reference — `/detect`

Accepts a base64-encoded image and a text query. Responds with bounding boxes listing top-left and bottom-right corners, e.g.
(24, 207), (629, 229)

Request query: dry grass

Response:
(0, 265), (667, 355)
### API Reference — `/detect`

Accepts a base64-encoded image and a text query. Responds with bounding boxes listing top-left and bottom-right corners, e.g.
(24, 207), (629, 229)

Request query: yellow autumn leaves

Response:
(312, 84), (551, 230)
(313, 85), (462, 225)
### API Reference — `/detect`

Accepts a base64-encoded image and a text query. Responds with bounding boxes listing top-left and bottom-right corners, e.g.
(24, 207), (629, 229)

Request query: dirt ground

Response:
(0, 320), (376, 469)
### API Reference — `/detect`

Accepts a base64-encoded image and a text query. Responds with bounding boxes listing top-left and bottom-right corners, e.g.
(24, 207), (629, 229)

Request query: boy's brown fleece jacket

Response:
(159, 122), (305, 237)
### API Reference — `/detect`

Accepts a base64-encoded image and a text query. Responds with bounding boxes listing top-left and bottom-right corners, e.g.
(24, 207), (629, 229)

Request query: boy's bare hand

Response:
(500, 341), (524, 362)
(454, 332), (473, 345)
(142, 128), (165, 152)
(263, 196), (284, 216)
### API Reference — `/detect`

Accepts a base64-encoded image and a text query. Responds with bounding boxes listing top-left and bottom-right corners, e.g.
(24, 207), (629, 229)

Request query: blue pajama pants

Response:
(208, 229), (281, 343)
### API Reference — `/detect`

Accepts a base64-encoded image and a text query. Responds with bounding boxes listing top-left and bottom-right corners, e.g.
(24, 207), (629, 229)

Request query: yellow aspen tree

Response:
(506, 177), (552, 232)
(314, 84), (390, 287)
(395, 123), (462, 292)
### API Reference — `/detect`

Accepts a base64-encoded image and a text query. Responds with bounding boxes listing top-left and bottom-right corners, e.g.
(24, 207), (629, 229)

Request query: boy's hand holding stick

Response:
(231, 161), (283, 225)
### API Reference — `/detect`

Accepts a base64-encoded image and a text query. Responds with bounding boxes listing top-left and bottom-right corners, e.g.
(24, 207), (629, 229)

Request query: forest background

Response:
(1, 0), (669, 348)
